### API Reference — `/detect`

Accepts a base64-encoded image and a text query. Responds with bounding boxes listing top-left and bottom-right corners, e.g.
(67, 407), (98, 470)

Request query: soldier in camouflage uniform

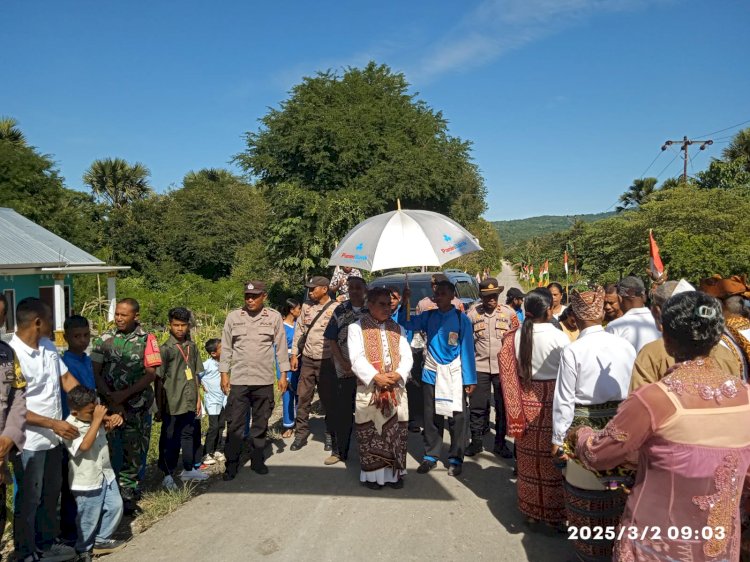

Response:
(0, 293), (26, 548)
(92, 298), (161, 514)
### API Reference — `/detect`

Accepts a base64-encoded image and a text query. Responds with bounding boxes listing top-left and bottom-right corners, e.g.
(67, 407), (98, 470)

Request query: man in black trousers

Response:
(220, 281), (290, 480)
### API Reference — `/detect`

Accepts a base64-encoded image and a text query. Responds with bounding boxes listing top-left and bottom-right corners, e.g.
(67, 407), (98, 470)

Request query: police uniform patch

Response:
(12, 357), (27, 389)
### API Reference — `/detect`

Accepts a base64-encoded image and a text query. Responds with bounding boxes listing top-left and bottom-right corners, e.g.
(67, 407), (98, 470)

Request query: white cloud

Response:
(410, 0), (659, 82)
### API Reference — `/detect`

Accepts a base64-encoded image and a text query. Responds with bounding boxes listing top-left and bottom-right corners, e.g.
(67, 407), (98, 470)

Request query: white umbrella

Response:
(328, 203), (482, 272)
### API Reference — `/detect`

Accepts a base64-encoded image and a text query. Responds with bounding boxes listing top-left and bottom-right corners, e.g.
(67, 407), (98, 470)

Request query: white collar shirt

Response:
(514, 323), (570, 381)
(551, 325), (637, 445)
(10, 335), (67, 451)
(604, 306), (661, 353)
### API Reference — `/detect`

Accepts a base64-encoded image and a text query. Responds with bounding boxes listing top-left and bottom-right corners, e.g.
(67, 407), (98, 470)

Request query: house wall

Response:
(0, 273), (74, 332)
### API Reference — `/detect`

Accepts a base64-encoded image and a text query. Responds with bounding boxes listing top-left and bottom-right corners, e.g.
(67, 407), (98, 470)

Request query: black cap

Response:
(243, 281), (266, 295)
(479, 278), (504, 295)
(305, 276), (330, 289)
(507, 287), (526, 299)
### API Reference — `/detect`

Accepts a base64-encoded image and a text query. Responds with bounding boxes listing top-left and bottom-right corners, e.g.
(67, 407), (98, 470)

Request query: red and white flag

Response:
(564, 251), (569, 275)
(649, 229), (665, 280)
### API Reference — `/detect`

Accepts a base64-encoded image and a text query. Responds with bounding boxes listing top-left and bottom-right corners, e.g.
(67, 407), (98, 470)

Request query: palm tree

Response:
(183, 168), (239, 186)
(723, 128), (750, 172)
(0, 117), (27, 146)
(83, 158), (152, 208)
(616, 177), (658, 212)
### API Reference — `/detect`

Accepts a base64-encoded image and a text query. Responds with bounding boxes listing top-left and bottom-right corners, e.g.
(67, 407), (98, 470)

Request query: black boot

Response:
(465, 439), (484, 457)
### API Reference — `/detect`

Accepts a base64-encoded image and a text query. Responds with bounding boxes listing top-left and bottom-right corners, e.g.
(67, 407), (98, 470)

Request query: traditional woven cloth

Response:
(569, 287), (605, 322)
(700, 274), (750, 299)
(515, 379), (566, 524)
(564, 481), (627, 562)
(726, 315), (750, 373)
(498, 327), (527, 437)
(565, 403), (628, 562)
(355, 315), (408, 480)
(360, 315), (401, 373)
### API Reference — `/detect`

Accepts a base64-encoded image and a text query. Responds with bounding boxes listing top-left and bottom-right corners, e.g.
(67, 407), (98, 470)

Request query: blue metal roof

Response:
(0, 208), (104, 268)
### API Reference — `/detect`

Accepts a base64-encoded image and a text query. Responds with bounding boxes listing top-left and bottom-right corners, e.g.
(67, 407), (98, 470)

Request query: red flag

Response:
(649, 229), (665, 280)
(564, 251), (569, 275)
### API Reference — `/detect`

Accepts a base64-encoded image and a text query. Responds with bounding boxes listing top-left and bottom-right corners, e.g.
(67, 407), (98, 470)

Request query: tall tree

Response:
(83, 157), (152, 208)
(723, 127), (750, 171)
(0, 117), (26, 146)
(0, 128), (101, 252)
(235, 61), (487, 277)
(162, 169), (268, 279)
(616, 177), (658, 212)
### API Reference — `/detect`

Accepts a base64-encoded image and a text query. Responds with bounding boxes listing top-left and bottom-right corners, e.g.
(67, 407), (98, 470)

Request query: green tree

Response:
(695, 157), (750, 190)
(0, 117), (26, 145)
(723, 127), (750, 171)
(0, 130), (102, 252)
(616, 177), (658, 212)
(163, 169), (268, 279)
(235, 61), (487, 276)
(577, 184), (750, 281)
(452, 219), (504, 274)
(83, 157), (152, 208)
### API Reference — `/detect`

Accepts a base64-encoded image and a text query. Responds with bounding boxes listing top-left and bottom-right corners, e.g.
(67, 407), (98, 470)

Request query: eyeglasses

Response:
(245, 294), (265, 300)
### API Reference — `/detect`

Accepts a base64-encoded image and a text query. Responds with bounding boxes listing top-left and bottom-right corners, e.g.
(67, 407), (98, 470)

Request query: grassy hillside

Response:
(492, 212), (614, 246)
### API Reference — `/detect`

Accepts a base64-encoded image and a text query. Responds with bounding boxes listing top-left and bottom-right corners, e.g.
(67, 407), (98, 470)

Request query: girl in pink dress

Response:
(575, 291), (750, 561)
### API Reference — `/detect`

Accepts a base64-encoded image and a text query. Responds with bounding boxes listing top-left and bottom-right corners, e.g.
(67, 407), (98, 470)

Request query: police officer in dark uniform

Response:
(0, 293), (27, 542)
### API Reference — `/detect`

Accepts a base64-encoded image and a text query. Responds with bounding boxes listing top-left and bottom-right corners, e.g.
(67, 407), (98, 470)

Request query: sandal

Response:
(282, 429), (294, 439)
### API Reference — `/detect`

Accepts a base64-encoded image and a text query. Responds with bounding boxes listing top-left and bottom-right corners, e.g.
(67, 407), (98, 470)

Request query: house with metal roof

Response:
(0, 207), (129, 344)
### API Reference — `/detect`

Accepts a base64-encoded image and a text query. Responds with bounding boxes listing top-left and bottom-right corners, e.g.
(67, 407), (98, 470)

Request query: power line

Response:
(655, 148), (681, 179)
(661, 136), (713, 181)
(638, 150), (664, 179)
(695, 118), (750, 139)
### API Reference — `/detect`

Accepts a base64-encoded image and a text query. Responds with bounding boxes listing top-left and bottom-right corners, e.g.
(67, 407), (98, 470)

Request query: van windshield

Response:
(370, 280), (434, 307)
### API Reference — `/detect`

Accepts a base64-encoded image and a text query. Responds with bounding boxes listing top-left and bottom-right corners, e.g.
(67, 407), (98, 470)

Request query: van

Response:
(369, 270), (480, 313)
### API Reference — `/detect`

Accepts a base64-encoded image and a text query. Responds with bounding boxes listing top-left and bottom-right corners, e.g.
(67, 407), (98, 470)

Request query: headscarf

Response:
(569, 286), (605, 321)
(699, 275), (750, 300)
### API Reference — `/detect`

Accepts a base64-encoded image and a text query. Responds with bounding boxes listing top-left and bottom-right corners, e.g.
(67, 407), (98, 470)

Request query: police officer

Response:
(220, 281), (290, 480)
(0, 293), (27, 543)
(465, 278), (518, 457)
(290, 276), (338, 451)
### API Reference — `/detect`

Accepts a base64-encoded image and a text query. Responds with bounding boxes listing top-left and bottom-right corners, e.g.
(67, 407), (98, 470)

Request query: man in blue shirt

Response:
(506, 288), (526, 323)
(399, 280), (476, 476)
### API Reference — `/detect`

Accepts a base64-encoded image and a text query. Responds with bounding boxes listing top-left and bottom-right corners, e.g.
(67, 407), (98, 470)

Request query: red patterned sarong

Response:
(498, 328), (526, 438)
(516, 379), (566, 524)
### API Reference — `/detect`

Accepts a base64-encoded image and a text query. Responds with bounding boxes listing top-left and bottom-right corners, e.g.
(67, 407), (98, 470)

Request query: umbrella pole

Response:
(405, 273), (410, 320)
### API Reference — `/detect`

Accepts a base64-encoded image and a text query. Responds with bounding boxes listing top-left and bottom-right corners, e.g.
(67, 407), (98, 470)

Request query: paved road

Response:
(497, 261), (522, 295)
(111, 264), (573, 561)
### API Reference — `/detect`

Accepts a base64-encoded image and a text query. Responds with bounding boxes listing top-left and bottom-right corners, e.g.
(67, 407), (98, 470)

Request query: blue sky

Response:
(2, 0), (748, 220)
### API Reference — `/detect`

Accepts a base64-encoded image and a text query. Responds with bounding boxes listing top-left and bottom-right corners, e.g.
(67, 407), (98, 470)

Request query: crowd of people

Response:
(1, 267), (750, 561)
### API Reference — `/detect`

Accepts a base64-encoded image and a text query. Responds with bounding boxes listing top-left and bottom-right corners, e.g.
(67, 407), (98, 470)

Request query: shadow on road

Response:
(459, 434), (573, 562)
(207, 418), (456, 501)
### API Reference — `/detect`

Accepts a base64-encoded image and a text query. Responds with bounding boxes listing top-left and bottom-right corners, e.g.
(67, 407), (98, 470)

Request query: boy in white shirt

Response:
(65, 386), (126, 561)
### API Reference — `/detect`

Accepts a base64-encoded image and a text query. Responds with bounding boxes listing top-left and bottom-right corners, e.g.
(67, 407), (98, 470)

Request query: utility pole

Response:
(661, 136), (713, 182)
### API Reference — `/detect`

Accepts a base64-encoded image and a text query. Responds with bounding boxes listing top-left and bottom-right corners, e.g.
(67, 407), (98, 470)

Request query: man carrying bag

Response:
(290, 277), (338, 451)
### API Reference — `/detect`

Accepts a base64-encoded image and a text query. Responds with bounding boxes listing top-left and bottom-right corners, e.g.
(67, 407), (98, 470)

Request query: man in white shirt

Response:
(552, 287), (637, 453)
(10, 298), (80, 562)
(552, 289), (636, 562)
(605, 276), (660, 353)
